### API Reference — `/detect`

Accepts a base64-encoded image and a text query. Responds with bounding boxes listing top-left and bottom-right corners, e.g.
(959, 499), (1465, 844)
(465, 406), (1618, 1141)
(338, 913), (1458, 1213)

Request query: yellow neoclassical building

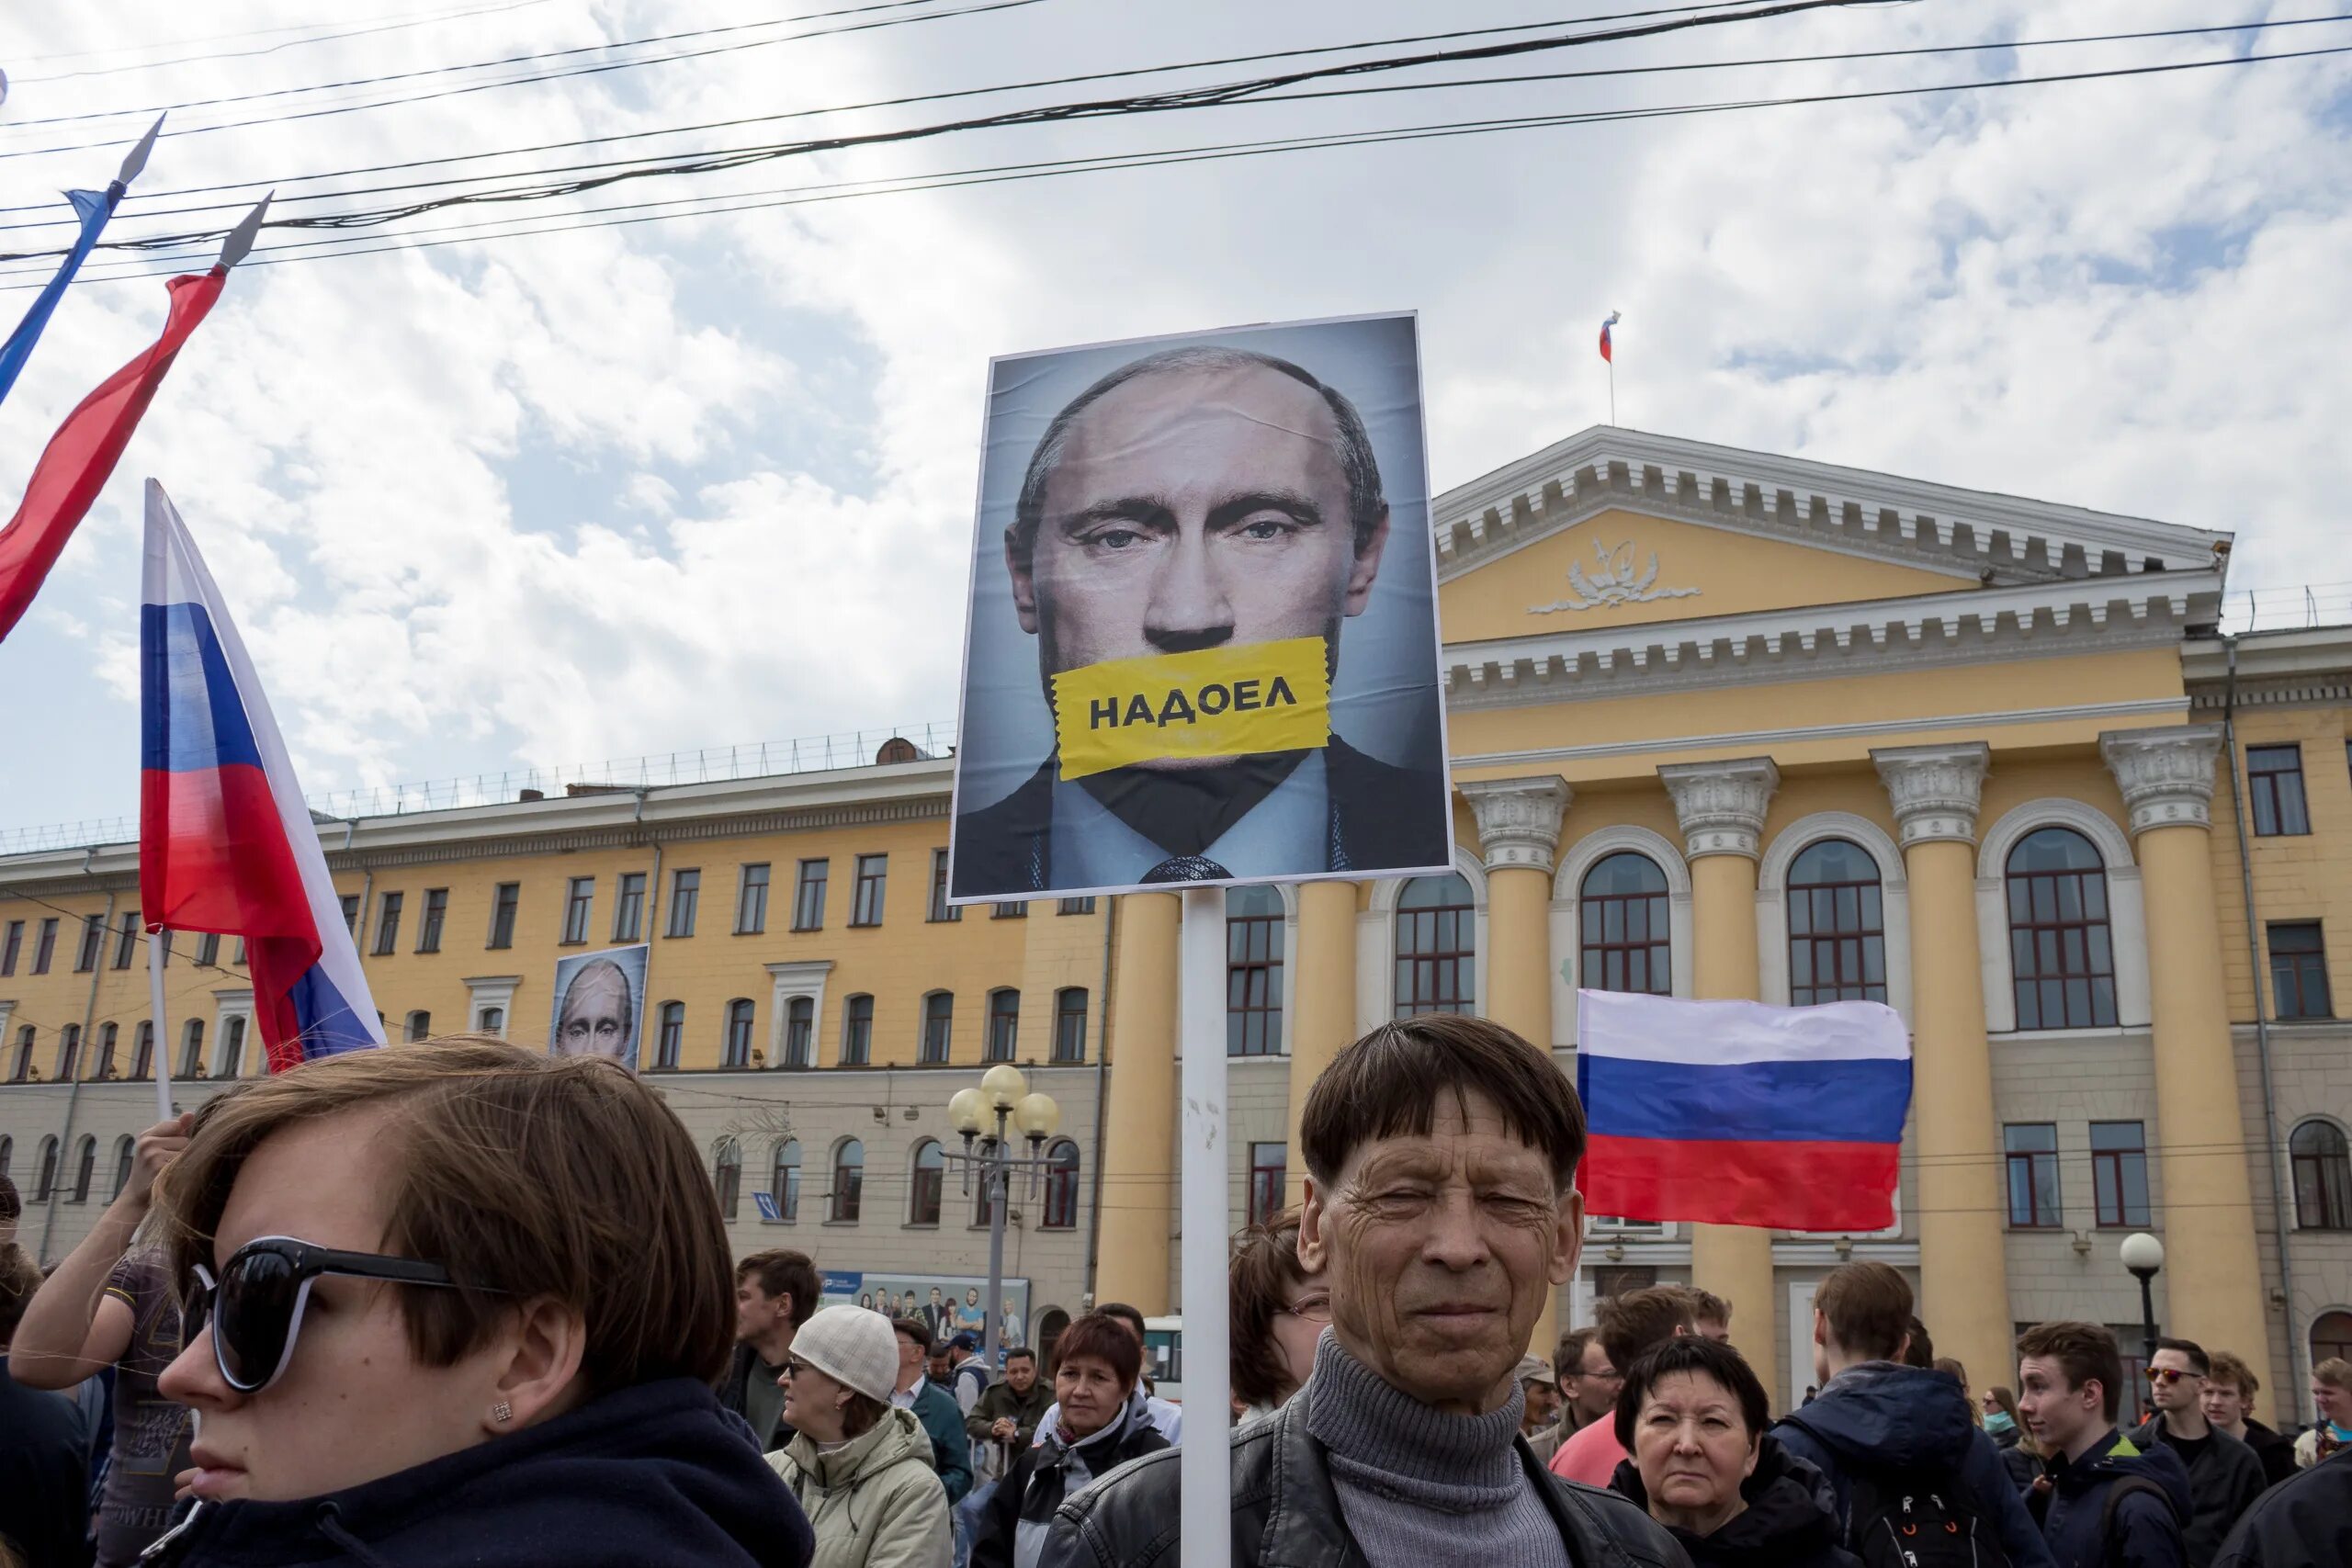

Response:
(5, 427), (2347, 1419)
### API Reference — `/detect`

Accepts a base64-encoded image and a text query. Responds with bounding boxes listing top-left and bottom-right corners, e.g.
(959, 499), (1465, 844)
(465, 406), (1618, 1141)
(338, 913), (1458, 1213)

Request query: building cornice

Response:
(2182, 626), (2352, 709)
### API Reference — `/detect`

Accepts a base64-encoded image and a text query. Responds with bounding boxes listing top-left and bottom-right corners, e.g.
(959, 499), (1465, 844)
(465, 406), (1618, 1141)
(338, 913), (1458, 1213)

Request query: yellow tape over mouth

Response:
(1052, 637), (1331, 781)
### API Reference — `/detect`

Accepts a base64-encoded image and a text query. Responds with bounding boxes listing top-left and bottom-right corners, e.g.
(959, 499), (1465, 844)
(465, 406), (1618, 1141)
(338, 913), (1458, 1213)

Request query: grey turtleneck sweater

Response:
(1304, 1333), (1574, 1568)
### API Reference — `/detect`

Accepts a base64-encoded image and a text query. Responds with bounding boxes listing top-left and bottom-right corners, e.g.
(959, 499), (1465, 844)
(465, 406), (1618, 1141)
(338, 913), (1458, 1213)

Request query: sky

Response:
(0, 0), (2346, 837)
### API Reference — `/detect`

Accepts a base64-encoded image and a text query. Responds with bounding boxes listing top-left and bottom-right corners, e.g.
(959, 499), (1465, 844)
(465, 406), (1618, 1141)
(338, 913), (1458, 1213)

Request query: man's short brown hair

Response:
(2017, 1320), (2124, 1421)
(889, 1317), (931, 1352)
(1053, 1311), (1142, 1388)
(1688, 1290), (1730, 1331)
(736, 1249), (820, 1327)
(1597, 1286), (1695, 1380)
(2313, 1357), (2351, 1391)
(2208, 1350), (2258, 1401)
(1815, 1262), (1913, 1363)
(154, 1037), (734, 1393)
(1300, 1015), (1584, 1190)
(1229, 1206), (1308, 1409)
(1556, 1325), (1600, 1381)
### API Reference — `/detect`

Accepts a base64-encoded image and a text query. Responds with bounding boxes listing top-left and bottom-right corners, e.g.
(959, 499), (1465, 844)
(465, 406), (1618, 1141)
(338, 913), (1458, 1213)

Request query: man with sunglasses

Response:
(6, 1112), (197, 1568)
(2129, 1339), (2267, 1567)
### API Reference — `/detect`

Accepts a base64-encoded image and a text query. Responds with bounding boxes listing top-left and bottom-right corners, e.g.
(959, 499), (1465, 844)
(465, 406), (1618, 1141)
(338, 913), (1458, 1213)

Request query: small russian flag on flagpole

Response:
(1575, 989), (1910, 1232)
(1599, 310), (1620, 364)
(141, 480), (384, 1072)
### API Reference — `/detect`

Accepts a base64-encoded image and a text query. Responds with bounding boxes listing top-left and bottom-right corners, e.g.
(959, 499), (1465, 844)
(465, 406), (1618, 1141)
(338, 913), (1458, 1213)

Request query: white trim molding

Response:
(1973, 800), (2150, 1032)
(209, 987), (255, 1077)
(1461, 774), (1571, 874)
(1553, 826), (1695, 1045)
(1659, 757), (1781, 861)
(765, 960), (834, 1070)
(2099, 723), (2223, 836)
(1756, 812), (1914, 1023)
(463, 975), (521, 1037)
(1872, 741), (1991, 848)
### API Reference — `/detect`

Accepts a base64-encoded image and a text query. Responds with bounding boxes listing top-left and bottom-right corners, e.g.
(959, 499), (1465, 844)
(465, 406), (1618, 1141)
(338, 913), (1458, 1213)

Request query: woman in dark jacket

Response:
(973, 1313), (1166, 1568)
(1609, 1337), (1861, 1568)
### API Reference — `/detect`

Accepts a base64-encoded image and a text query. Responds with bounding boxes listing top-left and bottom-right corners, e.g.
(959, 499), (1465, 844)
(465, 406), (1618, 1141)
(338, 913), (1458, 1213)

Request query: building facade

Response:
(4, 428), (2346, 1421)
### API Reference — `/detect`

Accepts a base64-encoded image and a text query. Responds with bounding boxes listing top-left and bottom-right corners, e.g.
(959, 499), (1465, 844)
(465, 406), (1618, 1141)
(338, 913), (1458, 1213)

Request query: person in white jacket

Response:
(768, 1306), (952, 1568)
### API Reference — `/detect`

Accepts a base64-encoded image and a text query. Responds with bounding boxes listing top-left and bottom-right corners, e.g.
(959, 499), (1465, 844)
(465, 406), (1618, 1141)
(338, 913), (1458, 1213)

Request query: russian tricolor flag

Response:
(141, 480), (383, 1072)
(1576, 990), (1909, 1232)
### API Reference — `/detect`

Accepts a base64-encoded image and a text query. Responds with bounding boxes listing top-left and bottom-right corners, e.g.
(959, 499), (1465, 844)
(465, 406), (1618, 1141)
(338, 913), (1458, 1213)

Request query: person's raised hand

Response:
(121, 1112), (196, 1212)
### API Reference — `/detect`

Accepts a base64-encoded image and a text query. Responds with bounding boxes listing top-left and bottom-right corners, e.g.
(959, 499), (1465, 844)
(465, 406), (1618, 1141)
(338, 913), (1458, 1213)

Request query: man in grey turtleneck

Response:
(1039, 1014), (1688, 1568)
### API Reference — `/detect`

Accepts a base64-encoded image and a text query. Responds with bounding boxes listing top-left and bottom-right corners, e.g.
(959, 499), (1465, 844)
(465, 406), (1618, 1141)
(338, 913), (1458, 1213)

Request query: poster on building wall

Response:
(821, 1269), (1032, 1348)
(948, 312), (1454, 902)
(546, 942), (650, 1070)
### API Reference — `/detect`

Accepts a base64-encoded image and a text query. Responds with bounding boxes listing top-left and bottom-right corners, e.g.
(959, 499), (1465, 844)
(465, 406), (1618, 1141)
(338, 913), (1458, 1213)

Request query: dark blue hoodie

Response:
(141, 1376), (815, 1568)
(1773, 1361), (2056, 1568)
(2037, 1428), (2192, 1568)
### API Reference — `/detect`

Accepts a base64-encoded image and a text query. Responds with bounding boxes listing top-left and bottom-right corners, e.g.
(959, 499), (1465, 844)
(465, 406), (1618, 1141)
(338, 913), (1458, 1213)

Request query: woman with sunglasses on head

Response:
(763, 1305), (951, 1568)
(143, 1038), (816, 1568)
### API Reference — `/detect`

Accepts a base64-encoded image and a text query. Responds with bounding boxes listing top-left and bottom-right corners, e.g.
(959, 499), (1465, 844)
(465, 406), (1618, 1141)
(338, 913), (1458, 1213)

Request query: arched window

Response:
(723, 998), (755, 1068)
(10, 1025), (32, 1082)
(71, 1134), (97, 1201)
(785, 997), (814, 1068)
(131, 1021), (153, 1078)
(95, 1022), (119, 1078)
(1043, 1139), (1080, 1230)
(2313, 1311), (2352, 1370)
(1787, 839), (1887, 1006)
(841, 996), (874, 1066)
(655, 1001), (684, 1070)
(56, 1023), (81, 1081)
(479, 1006), (505, 1037)
(921, 993), (954, 1065)
(910, 1139), (944, 1225)
(1395, 874), (1475, 1017)
(179, 1020), (205, 1077)
(831, 1139), (865, 1223)
(34, 1136), (60, 1200)
(111, 1135), (136, 1199)
(985, 989), (1019, 1062)
(713, 1137), (742, 1220)
(218, 1016), (247, 1077)
(404, 1010), (432, 1043)
(2006, 827), (2118, 1030)
(2291, 1122), (2352, 1231)
(1579, 852), (1670, 996)
(1053, 987), (1088, 1064)
(1227, 884), (1285, 1055)
(772, 1140), (802, 1223)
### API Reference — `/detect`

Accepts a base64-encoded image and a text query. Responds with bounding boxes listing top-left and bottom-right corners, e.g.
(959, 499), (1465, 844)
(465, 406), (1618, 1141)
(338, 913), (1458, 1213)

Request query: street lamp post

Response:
(2120, 1231), (2165, 1370)
(944, 1063), (1060, 1377)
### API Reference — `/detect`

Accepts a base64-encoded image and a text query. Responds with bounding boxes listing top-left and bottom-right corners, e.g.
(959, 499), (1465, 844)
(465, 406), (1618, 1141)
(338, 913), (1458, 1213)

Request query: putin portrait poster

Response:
(948, 313), (1453, 902)
(547, 942), (650, 1069)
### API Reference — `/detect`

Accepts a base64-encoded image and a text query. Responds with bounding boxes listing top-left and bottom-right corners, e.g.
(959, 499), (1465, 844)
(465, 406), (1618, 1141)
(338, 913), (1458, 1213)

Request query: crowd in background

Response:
(2, 1019), (2347, 1568)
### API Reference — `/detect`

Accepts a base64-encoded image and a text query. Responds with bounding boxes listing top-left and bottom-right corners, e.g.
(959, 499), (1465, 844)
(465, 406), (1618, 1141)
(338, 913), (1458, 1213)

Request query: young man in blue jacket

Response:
(1774, 1261), (2055, 1567)
(2018, 1321), (2192, 1568)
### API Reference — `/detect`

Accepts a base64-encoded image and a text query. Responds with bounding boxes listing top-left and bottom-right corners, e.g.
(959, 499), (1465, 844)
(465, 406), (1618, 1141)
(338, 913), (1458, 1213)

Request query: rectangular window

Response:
(196, 932), (220, 967)
(1227, 902), (1285, 1057)
(372, 892), (402, 956)
(488, 883), (520, 949)
(113, 911), (140, 969)
(157, 931), (173, 968)
(928, 849), (961, 922)
(2091, 1121), (2151, 1227)
(0, 920), (18, 977)
(34, 919), (58, 975)
(842, 996), (873, 1066)
(787, 859), (823, 931)
(741, 863), (775, 934)
(987, 990), (1020, 1062)
(1249, 1143), (1287, 1228)
(1058, 897), (1097, 916)
(417, 888), (447, 953)
(993, 901), (1027, 919)
(75, 914), (103, 973)
(784, 997), (814, 1068)
(340, 895), (361, 938)
(613, 872), (646, 942)
(1054, 988), (1088, 1064)
(561, 877), (594, 944)
(921, 994), (953, 1064)
(2004, 1123), (2061, 1228)
(232, 937), (246, 967)
(667, 868), (700, 938)
(2246, 744), (2311, 836)
(850, 853), (888, 928)
(2269, 921), (2333, 1021)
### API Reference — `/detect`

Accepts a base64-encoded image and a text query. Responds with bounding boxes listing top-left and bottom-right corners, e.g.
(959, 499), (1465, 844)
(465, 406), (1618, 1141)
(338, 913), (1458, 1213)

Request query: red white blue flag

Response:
(141, 480), (384, 1070)
(1599, 310), (1620, 364)
(1576, 989), (1909, 1231)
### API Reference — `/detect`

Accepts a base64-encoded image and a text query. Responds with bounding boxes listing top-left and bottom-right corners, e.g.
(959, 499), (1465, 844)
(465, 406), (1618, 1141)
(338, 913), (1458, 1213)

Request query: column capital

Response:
(1872, 741), (1990, 848)
(1460, 774), (1571, 874)
(1657, 756), (1780, 861)
(2100, 723), (2223, 836)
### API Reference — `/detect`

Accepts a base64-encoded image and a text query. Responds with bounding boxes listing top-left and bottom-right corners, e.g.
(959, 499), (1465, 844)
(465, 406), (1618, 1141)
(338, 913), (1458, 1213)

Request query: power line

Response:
(13, 0), (569, 83)
(8, 39), (2340, 292)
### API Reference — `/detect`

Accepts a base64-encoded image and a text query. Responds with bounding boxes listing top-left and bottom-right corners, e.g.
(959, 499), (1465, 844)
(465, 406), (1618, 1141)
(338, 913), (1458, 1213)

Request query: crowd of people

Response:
(2, 1017), (2347, 1567)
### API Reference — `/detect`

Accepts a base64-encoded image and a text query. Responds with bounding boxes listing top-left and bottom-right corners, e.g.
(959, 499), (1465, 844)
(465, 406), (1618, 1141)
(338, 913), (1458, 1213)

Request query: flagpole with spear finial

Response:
(1600, 310), (1621, 426)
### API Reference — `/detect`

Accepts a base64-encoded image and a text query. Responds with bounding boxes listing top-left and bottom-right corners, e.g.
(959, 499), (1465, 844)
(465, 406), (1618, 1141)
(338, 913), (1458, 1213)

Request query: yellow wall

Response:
(2207, 706), (2352, 1020)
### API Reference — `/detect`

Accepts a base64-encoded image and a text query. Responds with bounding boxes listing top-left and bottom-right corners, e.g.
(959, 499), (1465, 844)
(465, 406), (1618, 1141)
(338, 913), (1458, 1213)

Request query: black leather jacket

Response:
(1037, 1396), (1692, 1568)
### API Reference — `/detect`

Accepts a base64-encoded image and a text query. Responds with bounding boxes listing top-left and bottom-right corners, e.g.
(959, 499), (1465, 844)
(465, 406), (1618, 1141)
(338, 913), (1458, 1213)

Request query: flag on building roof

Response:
(1576, 989), (1909, 1231)
(1599, 310), (1620, 364)
(141, 480), (383, 1070)
(0, 115), (164, 411)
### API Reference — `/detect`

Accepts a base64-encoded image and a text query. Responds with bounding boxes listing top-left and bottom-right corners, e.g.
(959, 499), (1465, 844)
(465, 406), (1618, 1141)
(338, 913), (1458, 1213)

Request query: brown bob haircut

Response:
(2017, 1320), (2125, 1420)
(1815, 1261), (1913, 1363)
(1230, 1206), (1310, 1409)
(2206, 1349), (2257, 1401)
(737, 1249), (820, 1327)
(1300, 1015), (1585, 1190)
(153, 1037), (734, 1393)
(1597, 1286), (1697, 1381)
(1613, 1334), (1770, 1451)
(1052, 1311), (1143, 1389)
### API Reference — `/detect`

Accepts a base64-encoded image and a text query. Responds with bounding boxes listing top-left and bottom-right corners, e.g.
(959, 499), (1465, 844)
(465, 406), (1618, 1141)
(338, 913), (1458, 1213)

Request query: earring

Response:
(491, 1400), (513, 1424)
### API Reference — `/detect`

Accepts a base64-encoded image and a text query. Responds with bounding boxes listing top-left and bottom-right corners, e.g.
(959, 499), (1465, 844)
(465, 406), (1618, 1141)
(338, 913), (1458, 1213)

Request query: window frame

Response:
(114, 910), (143, 969)
(714, 1138), (743, 1221)
(2090, 1120), (2151, 1228)
(2245, 744), (2312, 837)
(488, 883), (520, 950)
(985, 988), (1019, 1063)
(722, 998), (755, 1069)
(992, 901), (1028, 919)
(667, 868), (700, 938)
(2003, 1122), (2062, 1229)
(1227, 886), (1285, 1057)
(928, 849), (962, 923)
(1058, 897), (1097, 916)
(920, 992), (954, 1066)
(740, 862), (775, 936)
(131, 1021), (153, 1079)
(33, 918), (57, 975)
(2268, 921), (2334, 1021)
(1053, 987), (1088, 1065)
(850, 853), (888, 928)
(2004, 828), (2120, 1031)
(784, 997), (814, 1069)
(1394, 874), (1476, 1017)
(2290, 1121), (2351, 1231)
(74, 912), (104, 972)
(0, 919), (19, 977)
(772, 1140), (802, 1223)
(561, 876), (594, 945)
(909, 1139), (944, 1226)
(404, 1010), (432, 1043)
(841, 994), (874, 1066)
(1042, 1139), (1080, 1229)
(831, 1139), (865, 1224)
(655, 1001), (684, 1070)
(787, 859), (823, 932)
(1785, 839), (1889, 1007)
(613, 871), (646, 942)
(372, 891), (403, 956)
(417, 888), (447, 953)
(1248, 1142), (1287, 1228)
(1579, 852), (1673, 998)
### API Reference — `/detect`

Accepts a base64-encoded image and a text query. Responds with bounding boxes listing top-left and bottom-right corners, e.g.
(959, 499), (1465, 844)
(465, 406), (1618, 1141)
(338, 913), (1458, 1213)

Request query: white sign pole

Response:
(149, 925), (175, 1122)
(1177, 884), (1231, 1568)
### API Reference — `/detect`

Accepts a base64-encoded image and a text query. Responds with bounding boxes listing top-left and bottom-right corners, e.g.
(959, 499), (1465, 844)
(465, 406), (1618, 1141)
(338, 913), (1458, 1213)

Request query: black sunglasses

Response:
(186, 1235), (482, 1393)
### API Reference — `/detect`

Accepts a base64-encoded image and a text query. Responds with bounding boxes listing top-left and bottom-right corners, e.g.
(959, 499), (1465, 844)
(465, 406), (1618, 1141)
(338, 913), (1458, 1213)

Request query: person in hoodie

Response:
(971, 1312), (1167, 1568)
(766, 1306), (952, 1568)
(1772, 1261), (2054, 1568)
(1607, 1335), (1859, 1568)
(2016, 1320), (2191, 1568)
(140, 1038), (816, 1568)
(2127, 1338), (2264, 1566)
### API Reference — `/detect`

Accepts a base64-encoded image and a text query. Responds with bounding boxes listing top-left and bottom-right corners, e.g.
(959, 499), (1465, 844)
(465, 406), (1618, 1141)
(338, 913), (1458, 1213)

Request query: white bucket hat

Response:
(788, 1305), (900, 1405)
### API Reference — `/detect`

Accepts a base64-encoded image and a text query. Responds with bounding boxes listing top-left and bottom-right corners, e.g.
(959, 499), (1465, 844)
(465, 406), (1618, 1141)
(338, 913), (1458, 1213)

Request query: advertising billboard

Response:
(546, 942), (650, 1069)
(820, 1269), (1032, 1348)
